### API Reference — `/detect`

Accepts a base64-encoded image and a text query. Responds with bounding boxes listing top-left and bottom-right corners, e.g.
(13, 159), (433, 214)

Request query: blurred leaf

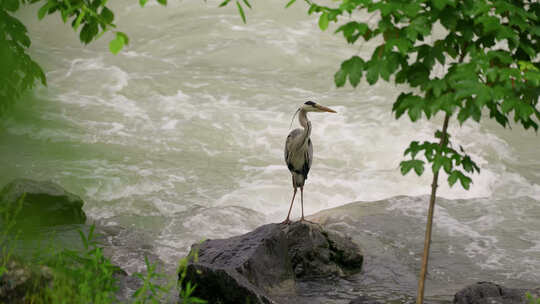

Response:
(73, 11), (86, 31)
(139, 0), (149, 7)
(318, 12), (329, 31)
(285, 0), (296, 8)
(335, 22), (369, 44)
(219, 0), (231, 7)
(79, 21), (99, 44)
(432, 0), (449, 10)
(38, 1), (57, 20)
(109, 32), (126, 54)
(117, 31), (129, 45)
(2, 0), (19, 12)
(100, 7), (114, 24)
(236, 1), (246, 23)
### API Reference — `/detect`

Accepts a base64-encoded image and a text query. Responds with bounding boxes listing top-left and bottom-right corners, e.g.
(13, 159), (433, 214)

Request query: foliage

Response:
(528, 293), (540, 304)
(0, 194), (24, 277)
(300, 0), (539, 188)
(177, 247), (207, 304)
(0, 198), (206, 304)
(219, 0), (252, 23)
(0, 0), (167, 116)
(30, 224), (121, 303)
(132, 255), (173, 304)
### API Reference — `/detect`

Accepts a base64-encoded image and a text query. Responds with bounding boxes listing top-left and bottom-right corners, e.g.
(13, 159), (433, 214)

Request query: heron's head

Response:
(300, 101), (337, 113)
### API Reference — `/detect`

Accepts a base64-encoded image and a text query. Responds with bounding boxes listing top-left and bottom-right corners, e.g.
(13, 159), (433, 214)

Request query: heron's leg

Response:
(300, 186), (305, 220)
(299, 187), (316, 223)
(282, 186), (297, 224)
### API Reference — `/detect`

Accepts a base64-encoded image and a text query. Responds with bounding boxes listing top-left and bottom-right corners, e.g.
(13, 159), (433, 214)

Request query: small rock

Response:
(454, 282), (537, 304)
(0, 259), (52, 303)
(349, 295), (384, 304)
(0, 179), (86, 227)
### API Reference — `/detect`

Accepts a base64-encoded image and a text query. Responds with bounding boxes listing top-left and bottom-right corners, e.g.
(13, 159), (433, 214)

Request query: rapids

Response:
(1, 0), (539, 302)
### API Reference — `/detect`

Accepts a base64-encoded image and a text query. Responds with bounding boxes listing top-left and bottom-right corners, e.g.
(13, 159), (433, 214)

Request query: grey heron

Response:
(282, 101), (336, 224)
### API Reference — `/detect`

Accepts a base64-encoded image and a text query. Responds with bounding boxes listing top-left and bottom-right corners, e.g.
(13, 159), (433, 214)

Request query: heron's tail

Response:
(292, 171), (306, 188)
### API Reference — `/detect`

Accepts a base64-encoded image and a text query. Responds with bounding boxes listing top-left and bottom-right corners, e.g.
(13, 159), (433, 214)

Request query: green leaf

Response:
(334, 68), (347, 87)
(348, 56), (364, 87)
(318, 12), (329, 31)
(404, 141), (422, 158)
(400, 159), (425, 176)
(501, 98), (516, 114)
(432, 0), (449, 10)
(242, 0), (251, 9)
(2, 0), (19, 12)
(285, 0), (296, 8)
(219, 0), (232, 7)
(73, 11), (86, 31)
(109, 32), (126, 54)
(334, 56), (364, 88)
(335, 22), (369, 44)
(440, 7), (458, 30)
(139, 0), (149, 7)
(100, 7), (114, 24)
(365, 57), (390, 85)
(407, 63), (430, 87)
(448, 170), (459, 187)
(79, 21), (99, 44)
(38, 1), (56, 20)
(476, 15), (501, 34)
(448, 170), (472, 189)
(387, 38), (410, 55)
(117, 31), (129, 45)
(432, 155), (443, 174)
(459, 173), (472, 189)
(236, 1), (246, 23)
(515, 101), (534, 122)
(157, 0), (167, 5)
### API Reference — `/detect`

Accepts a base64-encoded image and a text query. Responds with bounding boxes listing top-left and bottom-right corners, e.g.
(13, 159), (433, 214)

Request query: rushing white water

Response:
(2, 0), (539, 300)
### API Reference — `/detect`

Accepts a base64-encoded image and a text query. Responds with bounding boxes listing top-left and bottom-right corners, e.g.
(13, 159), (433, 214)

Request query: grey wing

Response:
(284, 129), (301, 170)
(304, 138), (313, 178)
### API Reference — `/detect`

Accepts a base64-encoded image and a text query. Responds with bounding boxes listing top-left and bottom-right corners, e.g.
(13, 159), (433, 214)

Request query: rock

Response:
(0, 259), (53, 303)
(0, 179), (86, 227)
(349, 295), (384, 304)
(454, 282), (540, 304)
(182, 221), (363, 304)
(287, 221), (363, 278)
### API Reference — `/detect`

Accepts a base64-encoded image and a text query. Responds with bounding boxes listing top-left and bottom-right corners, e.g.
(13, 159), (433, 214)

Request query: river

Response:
(2, 1), (539, 303)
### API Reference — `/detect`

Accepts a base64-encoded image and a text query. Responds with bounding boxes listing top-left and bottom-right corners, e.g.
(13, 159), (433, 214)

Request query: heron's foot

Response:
(300, 217), (316, 224)
(281, 218), (291, 225)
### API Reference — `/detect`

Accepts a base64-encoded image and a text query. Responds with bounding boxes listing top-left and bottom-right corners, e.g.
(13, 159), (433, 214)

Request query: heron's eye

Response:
(304, 101), (316, 106)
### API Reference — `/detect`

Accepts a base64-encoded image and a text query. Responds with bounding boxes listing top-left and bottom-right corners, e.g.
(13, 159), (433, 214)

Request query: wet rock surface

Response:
(0, 259), (53, 303)
(0, 179), (86, 227)
(183, 221), (363, 304)
(453, 282), (540, 304)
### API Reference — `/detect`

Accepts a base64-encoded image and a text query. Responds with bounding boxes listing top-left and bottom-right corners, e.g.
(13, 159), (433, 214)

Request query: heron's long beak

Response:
(316, 104), (337, 113)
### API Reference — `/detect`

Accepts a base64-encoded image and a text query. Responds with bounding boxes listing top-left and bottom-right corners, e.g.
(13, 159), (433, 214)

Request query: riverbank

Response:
(1, 179), (539, 303)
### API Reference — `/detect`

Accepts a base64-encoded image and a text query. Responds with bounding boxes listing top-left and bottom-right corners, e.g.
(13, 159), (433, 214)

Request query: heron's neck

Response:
(298, 109), (311, 144)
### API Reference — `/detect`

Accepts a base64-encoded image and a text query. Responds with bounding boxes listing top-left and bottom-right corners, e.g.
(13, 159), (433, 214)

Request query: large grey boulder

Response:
(0, 179), (86, 227)
(454, 282), (540, 304)
(182, 221), (363, 304)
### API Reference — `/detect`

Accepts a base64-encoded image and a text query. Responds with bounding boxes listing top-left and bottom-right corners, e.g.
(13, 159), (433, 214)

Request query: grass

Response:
(528, 293), (540, 304)
(0, 195), (206, 304)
